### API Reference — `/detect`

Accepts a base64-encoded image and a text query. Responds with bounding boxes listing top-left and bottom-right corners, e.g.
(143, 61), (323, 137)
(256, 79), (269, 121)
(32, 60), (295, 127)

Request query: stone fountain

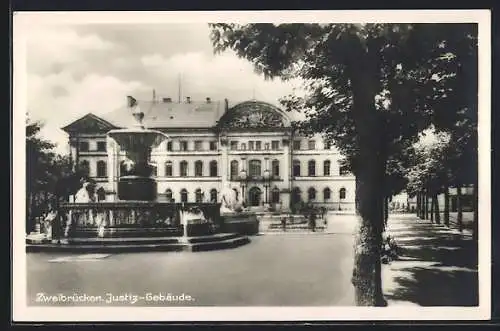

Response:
(26, 96), (252, 252)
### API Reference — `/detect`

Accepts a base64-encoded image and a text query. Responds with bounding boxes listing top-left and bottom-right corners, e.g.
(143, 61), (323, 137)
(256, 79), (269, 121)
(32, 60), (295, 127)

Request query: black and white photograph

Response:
(12, 10), (491, 321)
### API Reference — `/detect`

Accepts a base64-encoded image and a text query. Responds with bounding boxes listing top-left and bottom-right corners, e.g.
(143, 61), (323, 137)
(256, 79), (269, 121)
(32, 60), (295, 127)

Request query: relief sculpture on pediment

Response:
(223, 104), (286, 129)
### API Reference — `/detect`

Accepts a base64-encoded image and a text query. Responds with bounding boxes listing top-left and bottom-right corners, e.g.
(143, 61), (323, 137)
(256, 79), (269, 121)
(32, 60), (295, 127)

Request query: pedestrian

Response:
(281, 217), (287, 231)
(309, 210), (317, 232)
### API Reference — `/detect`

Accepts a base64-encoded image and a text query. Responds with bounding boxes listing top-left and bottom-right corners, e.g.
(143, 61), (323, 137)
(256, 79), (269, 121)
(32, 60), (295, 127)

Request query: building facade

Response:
(62, 97), (356, 211)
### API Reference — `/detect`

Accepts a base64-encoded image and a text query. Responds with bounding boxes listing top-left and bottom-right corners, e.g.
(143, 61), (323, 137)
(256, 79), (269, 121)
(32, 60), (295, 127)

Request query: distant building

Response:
(61, 97), (356, 211)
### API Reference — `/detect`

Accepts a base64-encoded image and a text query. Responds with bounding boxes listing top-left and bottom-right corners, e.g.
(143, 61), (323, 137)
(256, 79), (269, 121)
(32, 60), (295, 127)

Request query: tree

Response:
(26, 120), (76, 233)
(26, 121), (55, 232)
(209, 23), (477, 306)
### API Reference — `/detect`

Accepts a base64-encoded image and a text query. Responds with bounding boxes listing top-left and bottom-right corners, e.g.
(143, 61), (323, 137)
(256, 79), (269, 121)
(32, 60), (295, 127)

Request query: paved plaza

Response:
(26, 213), (478, 307)
(27, 214), (357, 306)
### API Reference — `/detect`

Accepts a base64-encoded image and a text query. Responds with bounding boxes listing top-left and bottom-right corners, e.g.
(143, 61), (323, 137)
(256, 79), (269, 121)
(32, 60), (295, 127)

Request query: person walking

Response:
(309, 210), (317, 232)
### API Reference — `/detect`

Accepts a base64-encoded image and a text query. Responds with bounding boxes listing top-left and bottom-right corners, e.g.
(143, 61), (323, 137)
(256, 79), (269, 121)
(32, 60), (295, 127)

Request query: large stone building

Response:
(62, 97), (356, 211)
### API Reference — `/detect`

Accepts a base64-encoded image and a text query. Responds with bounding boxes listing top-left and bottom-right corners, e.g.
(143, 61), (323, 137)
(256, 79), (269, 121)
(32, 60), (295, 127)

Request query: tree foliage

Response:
(209, 23), (478, 306)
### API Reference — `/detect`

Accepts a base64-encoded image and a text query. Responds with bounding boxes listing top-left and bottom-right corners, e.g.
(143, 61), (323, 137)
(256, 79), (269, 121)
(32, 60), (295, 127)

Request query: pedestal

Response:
(117, 176), (157, 201)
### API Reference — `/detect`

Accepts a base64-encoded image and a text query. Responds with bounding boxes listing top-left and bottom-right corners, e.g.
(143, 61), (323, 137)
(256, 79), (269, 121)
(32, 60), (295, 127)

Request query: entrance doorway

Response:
(248, 187), (262, 207)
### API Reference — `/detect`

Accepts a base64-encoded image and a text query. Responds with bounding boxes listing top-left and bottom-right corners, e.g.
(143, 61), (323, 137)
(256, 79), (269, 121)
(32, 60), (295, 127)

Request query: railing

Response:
(51, 202), (222, 240)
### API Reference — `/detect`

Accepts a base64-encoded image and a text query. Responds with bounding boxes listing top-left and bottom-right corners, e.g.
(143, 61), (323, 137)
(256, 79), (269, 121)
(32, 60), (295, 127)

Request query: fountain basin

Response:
(26, 201), (251, 253)
(220, 212), (259, 235)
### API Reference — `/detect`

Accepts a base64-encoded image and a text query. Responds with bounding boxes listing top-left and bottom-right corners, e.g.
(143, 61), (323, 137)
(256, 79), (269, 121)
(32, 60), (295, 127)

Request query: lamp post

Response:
(263, 169), (270, 206)
(239, 169), (247, 204)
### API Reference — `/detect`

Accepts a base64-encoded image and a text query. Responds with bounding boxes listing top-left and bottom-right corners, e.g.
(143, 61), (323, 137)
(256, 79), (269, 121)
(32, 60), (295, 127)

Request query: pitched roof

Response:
(61, 113), (118, 133)
(100, 100), (224, 129)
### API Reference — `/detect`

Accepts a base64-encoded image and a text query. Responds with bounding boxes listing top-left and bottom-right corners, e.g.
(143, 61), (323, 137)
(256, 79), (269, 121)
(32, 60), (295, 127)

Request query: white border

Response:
(12, 10), (491, 322)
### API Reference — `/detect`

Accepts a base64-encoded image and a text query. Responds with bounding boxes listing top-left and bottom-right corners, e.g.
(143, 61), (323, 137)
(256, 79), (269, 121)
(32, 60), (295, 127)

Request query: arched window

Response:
(323, 187), (331, 201)
(80, 160), (90, 176)
(230, 160), (239, 179)
(323, 160), (331, 176)
(180, 189), (188, 203)
(96, 187), (106, 201)
(165, 189), (173, 202)
(271, 187), (280, 203)
(165, 161), (172, 177)
(272, 159), (280, 177)
(308, 187), (316, 201)
(291, 187), (302, 204)
(339, 188), (346, 200)
(308, 160), (316, 176)
(195, 189), (203, 203)
(96, 160), (107, 178)
(210, 189), (218, 203)
(180, 160), (188, 177)
(292, 160), (301, 177)
(249, 159), (261, 177)
(195, 160), (203, 177)
(209, 160), (218, 177)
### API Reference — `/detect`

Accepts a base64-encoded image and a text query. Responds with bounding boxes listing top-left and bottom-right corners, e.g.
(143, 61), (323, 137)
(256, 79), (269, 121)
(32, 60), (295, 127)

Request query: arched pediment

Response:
(216, 100), (290, 130)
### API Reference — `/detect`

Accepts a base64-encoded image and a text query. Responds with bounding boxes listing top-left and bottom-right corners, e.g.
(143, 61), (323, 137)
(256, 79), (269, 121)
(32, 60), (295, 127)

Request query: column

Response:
(281, 135), (291, 211)
(106, 136), (116, 201)
(220, 136), (229, 189)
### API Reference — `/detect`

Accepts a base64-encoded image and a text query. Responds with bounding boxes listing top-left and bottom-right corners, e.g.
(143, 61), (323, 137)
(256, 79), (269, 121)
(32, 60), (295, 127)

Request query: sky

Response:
(25, 23), (304, 154)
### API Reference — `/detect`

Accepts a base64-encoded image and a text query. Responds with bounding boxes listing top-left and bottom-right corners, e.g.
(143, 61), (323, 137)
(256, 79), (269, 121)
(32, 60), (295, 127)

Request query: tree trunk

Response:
(384, 196), (389, 229)
(416, 193), (421, 218)
(444, 184), (450, 227)
(348, 59), (386, 307)
(430, 194), (434, 223)
(352, 163), (386, 306)
(424, 193), (429, 220)
(433, 194), (441, 225)
(472, 184), (478, 241)
(457, 185), (463, 232)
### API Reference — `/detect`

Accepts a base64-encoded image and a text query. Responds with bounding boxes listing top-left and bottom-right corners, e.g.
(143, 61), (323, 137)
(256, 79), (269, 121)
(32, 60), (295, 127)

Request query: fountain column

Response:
(107, 96), (169, 202)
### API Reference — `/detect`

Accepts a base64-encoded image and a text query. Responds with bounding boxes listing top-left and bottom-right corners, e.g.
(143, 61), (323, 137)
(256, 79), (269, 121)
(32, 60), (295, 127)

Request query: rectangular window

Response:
(209, 141), (217, 151)
(293, 140), (301, 150)
(166, 141), (173, 151)
(194, 140), (203, 151)
(271, 140), (280, 150)
(308, 140), (316, 150)
(248, 141), (254, 151)
(324, 140), (331, 149)
(255, 141), (261, 151)
(180, 141), (188, 151)
(96, 141), (106, 152)
(293, 161), (301, 177)
(79, 141), (89, 152)
(230, 141), (238, 150)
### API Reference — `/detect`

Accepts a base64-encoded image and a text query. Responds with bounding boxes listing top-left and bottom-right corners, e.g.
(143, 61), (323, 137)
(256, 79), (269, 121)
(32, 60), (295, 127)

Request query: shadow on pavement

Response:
(384, 216), (478, 306)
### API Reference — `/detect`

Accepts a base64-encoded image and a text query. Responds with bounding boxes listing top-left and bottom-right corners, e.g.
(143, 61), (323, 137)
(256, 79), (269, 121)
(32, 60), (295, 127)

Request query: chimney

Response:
(186, 96), (191, 103)
(224, 98), (229, 113)
(206, 97), (211, 104)
(163, 97), (172, 103)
